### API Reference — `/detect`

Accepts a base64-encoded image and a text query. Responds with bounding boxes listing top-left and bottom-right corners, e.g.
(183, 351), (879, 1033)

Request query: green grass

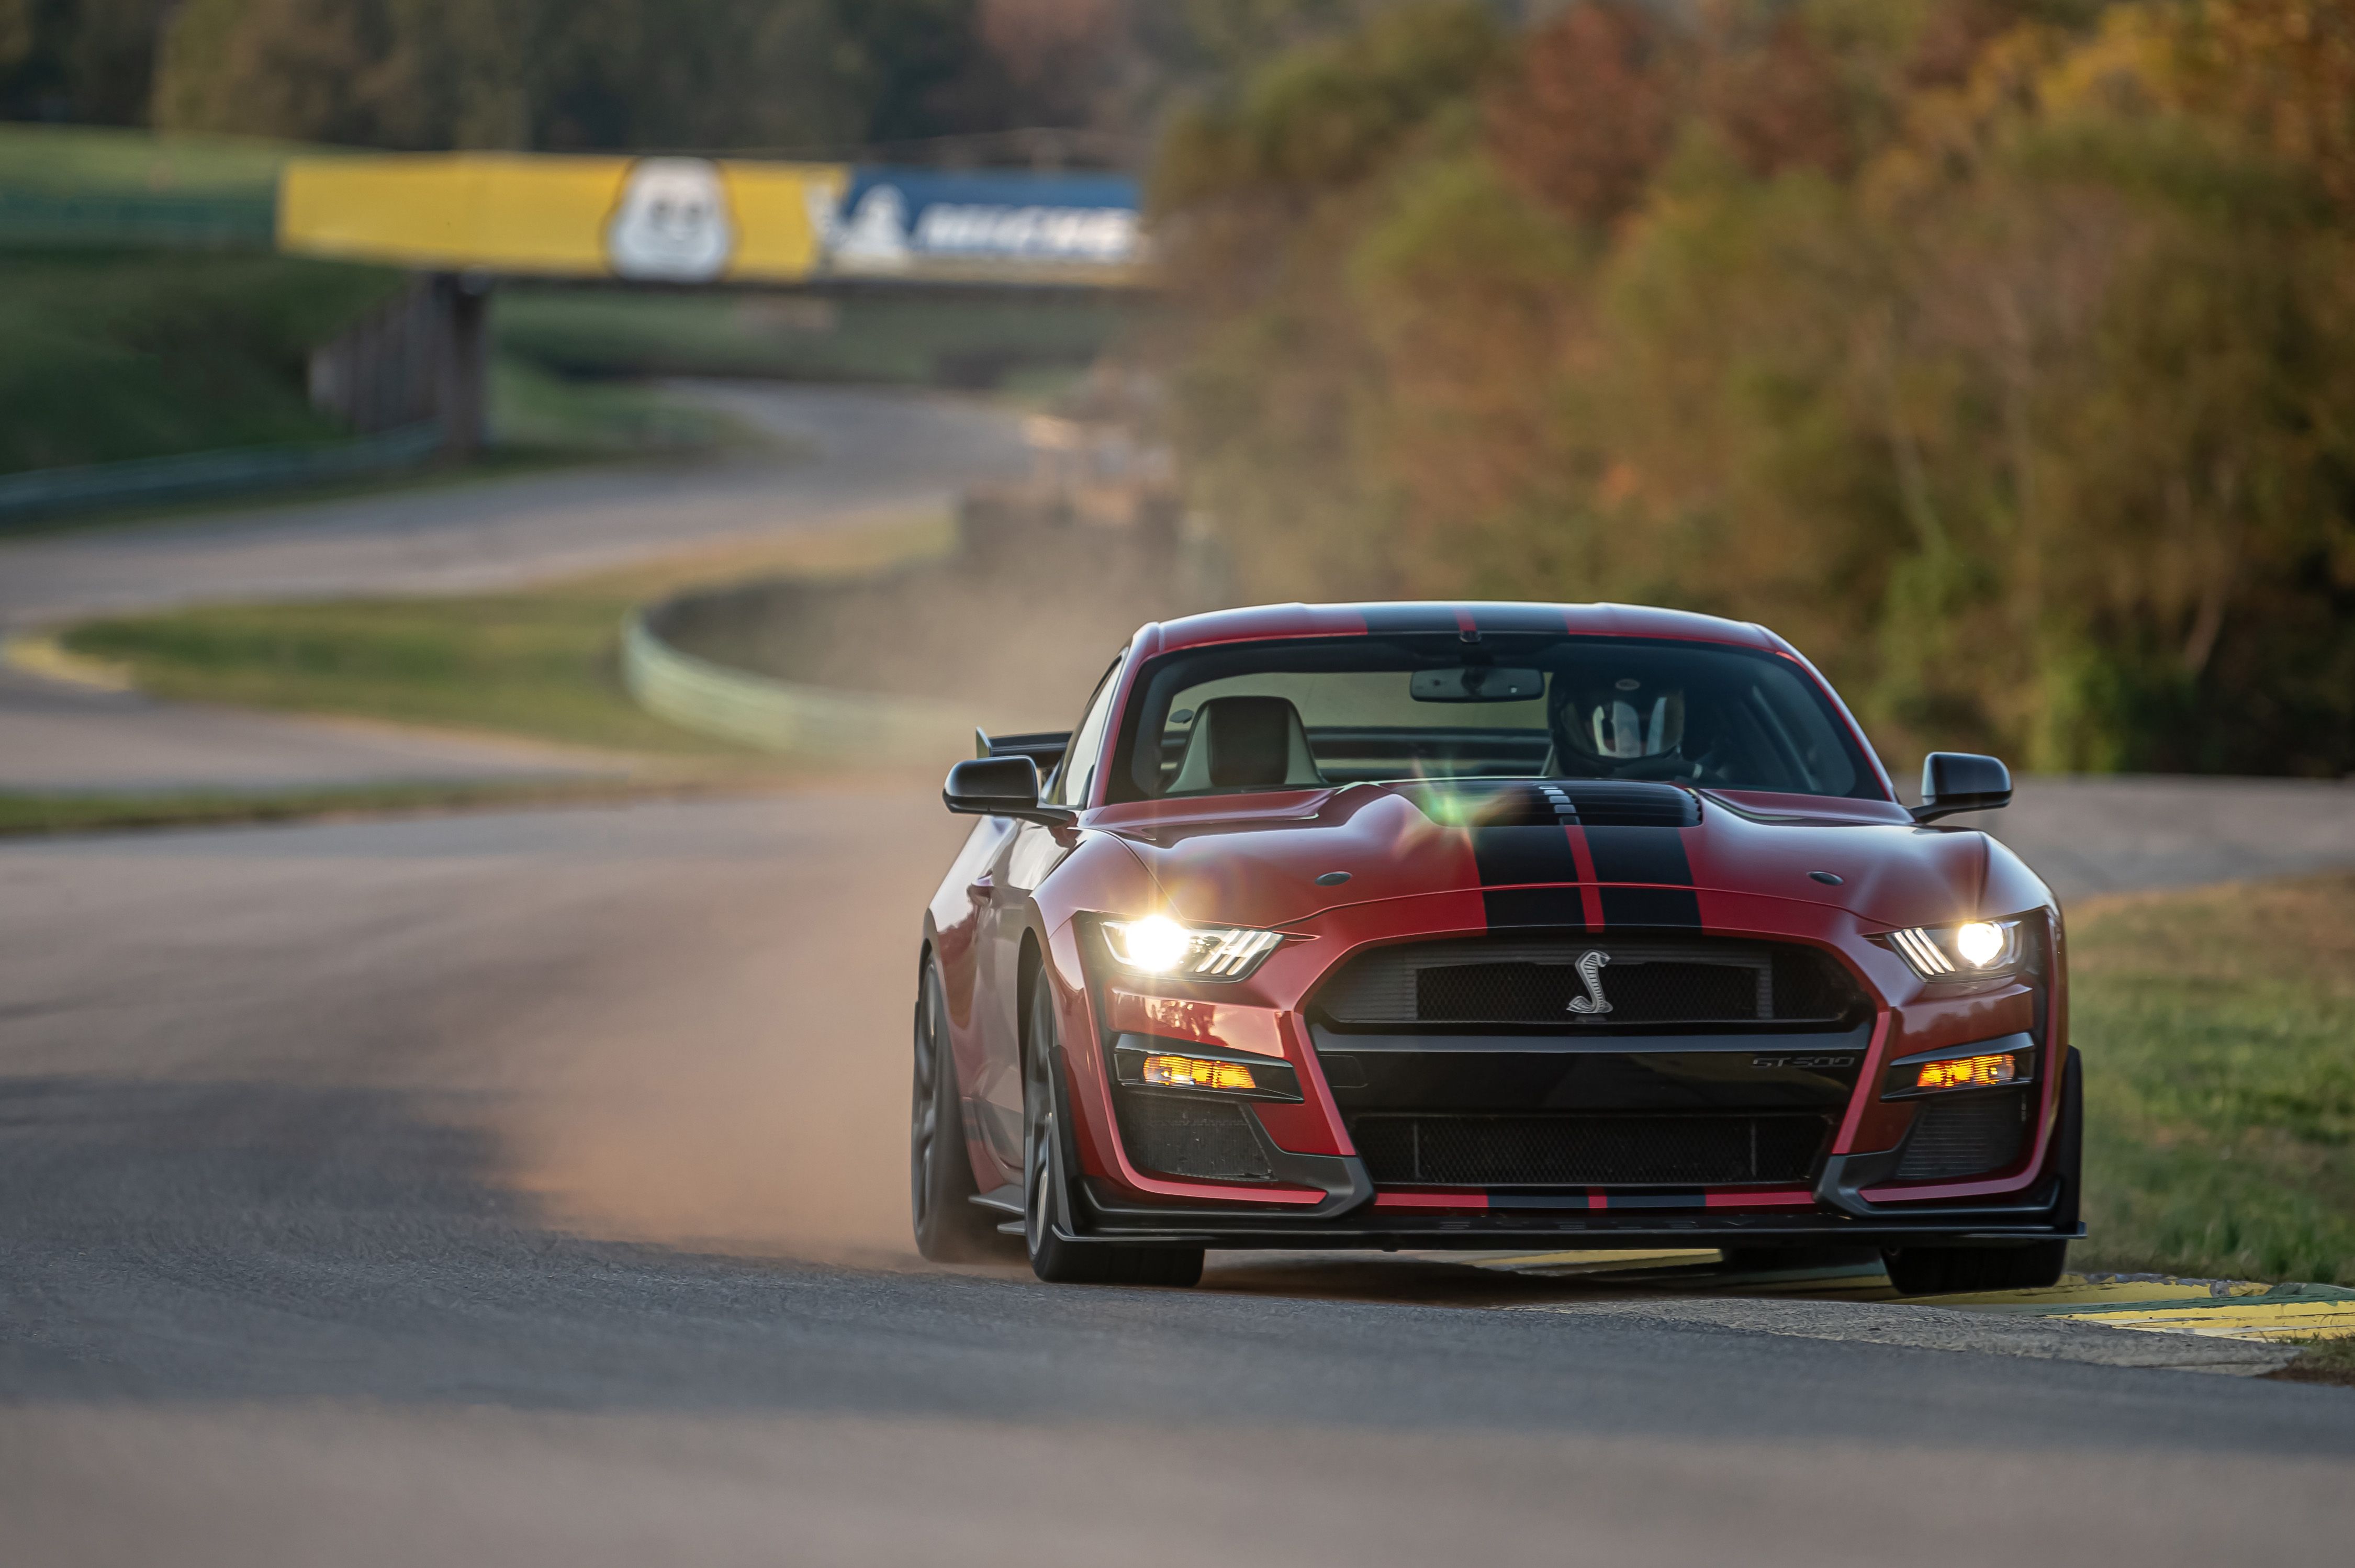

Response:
(2074, 873), (2355, 1285)
(488, 357), (766, 455)
(495, 284), (1140, 391)
(2275, 1335), (2355, 1387)
(0, 123), (322, 197)
(0, 248), (406, 473)
(53, 511), (953, 759)
(0, 777), (725, 838)
(0, 251), (758, 485)
(64, 590), (742, 758)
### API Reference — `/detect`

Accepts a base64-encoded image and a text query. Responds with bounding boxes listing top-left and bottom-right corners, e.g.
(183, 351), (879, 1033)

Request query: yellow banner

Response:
(279, 154), (848, 283)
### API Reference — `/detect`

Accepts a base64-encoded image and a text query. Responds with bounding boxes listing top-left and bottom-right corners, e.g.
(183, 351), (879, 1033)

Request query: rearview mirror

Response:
(1913, 752), (2012, 823)
(943, 756), (1076, 827)
(1410, 666), (1546, 703)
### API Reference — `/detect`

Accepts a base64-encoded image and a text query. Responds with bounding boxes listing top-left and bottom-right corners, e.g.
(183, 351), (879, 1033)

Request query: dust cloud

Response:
(476, 789), (987, 1267)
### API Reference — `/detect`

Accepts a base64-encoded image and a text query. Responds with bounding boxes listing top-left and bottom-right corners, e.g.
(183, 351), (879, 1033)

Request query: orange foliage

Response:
(1485, 1), (1680, 226)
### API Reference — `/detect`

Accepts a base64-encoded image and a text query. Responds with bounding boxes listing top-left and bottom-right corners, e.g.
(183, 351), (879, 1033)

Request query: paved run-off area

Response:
(2, 794), (2351, 1568)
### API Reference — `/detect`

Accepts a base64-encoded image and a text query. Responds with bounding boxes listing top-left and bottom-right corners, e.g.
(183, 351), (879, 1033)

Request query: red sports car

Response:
(912, 602), (2081, 1294)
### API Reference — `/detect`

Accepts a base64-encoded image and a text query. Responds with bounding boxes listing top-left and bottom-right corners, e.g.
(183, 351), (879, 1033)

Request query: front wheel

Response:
(1023, 979), (1203, 1287)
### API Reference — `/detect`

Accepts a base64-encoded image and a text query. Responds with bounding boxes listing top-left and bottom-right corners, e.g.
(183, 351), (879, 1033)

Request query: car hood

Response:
(1087, 779), (2031, 934)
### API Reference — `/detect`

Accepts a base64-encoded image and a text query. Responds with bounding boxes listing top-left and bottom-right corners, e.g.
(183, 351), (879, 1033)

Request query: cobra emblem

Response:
(1566, 949), (1613, 1015)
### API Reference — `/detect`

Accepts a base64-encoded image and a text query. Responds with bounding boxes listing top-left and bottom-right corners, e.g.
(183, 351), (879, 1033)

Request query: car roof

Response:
(1141, 601), (1787, 657)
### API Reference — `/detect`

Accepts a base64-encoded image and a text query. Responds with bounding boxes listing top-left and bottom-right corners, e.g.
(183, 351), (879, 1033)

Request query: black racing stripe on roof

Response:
(1358, 605), (1460, 635)
(1464, 604), (1573, 635)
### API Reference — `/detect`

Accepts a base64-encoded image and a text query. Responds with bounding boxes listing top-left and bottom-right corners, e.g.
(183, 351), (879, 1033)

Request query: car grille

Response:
(1351, 1112), (1831, 1188)
(1114, 1094), (1272, 1182)
(1894, 1091), (2029, 1181)
(1317, 936), (1861, 1028)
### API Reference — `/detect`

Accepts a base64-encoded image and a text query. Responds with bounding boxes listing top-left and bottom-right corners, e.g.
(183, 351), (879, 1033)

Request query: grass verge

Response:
(0, 248), (407, 474)
(2272, 1336), (2355, 1388)
(2073, 872), (2355, 1286)
(50, 506), (956, 759)
(495, 283), (1137, 393)
(0, 777), (756, 838)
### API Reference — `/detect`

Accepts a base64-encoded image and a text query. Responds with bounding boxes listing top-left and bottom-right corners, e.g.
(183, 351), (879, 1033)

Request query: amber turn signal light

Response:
(1142, 1055), (1258, 1092)
(1915, 1052), (2017, 1092)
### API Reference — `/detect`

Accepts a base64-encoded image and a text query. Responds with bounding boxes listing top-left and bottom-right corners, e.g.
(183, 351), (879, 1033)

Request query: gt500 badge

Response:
(1751, 1055), (1856, 1070)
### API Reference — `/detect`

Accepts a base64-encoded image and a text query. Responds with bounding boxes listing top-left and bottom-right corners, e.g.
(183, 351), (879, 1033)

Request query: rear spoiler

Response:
(975, 729), (1071, 770)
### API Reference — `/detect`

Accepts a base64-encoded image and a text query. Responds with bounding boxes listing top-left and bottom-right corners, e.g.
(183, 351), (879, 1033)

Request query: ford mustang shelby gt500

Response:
(912, 602), (2081, 1293)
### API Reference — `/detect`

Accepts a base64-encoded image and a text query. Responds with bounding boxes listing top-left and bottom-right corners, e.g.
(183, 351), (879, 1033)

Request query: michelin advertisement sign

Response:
(279, 153), (1146, 288)
(810, 169), (1146, 284)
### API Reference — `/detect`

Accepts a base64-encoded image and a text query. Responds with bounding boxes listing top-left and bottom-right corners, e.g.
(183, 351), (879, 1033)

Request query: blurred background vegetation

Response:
(4, 0), (2351, 781)
(1152, 0), (2355, 779)
(0, 3), (1401, 475)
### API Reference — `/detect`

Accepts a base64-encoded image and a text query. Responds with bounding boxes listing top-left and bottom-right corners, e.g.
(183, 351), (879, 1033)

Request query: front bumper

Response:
(1067, 1173), (2082, 1250)
(1069, 921), (2072, 1252)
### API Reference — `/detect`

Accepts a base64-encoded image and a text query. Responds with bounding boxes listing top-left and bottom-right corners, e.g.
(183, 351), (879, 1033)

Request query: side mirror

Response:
(1913, 752), (2012, 823)
(943, 756), (1076, 827)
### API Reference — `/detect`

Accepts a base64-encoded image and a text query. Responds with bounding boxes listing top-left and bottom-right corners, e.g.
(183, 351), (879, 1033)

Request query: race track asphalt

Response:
(3, 794), (2351, 1567)
(0, 384), (1028, 791)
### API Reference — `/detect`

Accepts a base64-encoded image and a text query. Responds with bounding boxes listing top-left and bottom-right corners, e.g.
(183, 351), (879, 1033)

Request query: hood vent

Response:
(1405, 780), (1701, 829)
(1544, 781), (1701, 827)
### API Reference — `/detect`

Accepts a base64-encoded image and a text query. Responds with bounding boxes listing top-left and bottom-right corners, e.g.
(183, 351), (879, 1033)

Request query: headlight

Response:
(1885, 917), (2025, 980)
(1101, 915), (1284, 981)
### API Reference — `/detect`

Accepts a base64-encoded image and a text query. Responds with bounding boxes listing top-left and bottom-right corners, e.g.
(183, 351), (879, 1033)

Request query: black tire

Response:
(1881, 1239), (2068, 1296)
(911, 957), (1008, 1262)
(1022, 978), (1204, 1287)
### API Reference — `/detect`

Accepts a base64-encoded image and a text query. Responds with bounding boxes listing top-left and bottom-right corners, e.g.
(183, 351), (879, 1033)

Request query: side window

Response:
(1057, 656), (1125, 808)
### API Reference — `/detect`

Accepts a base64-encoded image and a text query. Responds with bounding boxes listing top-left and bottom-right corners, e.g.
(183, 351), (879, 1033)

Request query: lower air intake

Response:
(1894, 1091), (2029, 1181)
(1353, 1113), (1829, 1188)
(1115, 1094), (1273, 1182)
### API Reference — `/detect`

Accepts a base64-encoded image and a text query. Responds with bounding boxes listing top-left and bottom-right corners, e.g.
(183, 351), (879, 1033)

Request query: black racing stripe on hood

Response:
(1587, 824), (1701, 929)
(1471, 824), (1582, 930)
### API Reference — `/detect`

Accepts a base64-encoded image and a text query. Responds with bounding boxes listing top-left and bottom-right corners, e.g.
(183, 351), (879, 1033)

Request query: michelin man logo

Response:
(826, 184), (913, 272)
(605, 159), (736, 282)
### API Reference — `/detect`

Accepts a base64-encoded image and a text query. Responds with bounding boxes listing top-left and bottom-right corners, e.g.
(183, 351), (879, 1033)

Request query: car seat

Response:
(1167, 696), (1327, 793)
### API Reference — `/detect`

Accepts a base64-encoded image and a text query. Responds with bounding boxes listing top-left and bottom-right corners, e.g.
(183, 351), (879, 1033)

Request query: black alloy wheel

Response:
(1022, 979), (1203, 1287)
(911, 957), (1007, 1262)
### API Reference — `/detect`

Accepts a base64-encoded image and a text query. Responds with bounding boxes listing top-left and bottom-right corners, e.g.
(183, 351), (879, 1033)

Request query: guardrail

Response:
(0, 422), (442, 529)
(620, 607), (970, 763)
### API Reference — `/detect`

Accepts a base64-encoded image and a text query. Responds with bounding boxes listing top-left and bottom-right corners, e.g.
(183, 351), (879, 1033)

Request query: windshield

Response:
(1105, 635), (1880, 802)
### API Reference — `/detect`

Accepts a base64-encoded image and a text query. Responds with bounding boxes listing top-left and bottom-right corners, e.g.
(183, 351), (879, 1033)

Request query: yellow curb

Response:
(2, 633), (134, 691)
(1920, 1279), (2237, 1309)
(2058, 1302), (2355, 1342)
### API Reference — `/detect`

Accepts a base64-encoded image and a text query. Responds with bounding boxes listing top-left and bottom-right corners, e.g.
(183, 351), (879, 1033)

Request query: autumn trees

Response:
(1155, 0), (2355, 776)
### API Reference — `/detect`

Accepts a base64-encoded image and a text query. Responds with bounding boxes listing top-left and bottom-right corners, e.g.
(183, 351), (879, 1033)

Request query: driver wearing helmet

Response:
(1547, 671), (1695, 780)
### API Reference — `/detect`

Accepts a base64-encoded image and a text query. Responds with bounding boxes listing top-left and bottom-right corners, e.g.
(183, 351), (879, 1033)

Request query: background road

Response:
(0, 384), (1028, 791)
(2, 795), (2351, 1567)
